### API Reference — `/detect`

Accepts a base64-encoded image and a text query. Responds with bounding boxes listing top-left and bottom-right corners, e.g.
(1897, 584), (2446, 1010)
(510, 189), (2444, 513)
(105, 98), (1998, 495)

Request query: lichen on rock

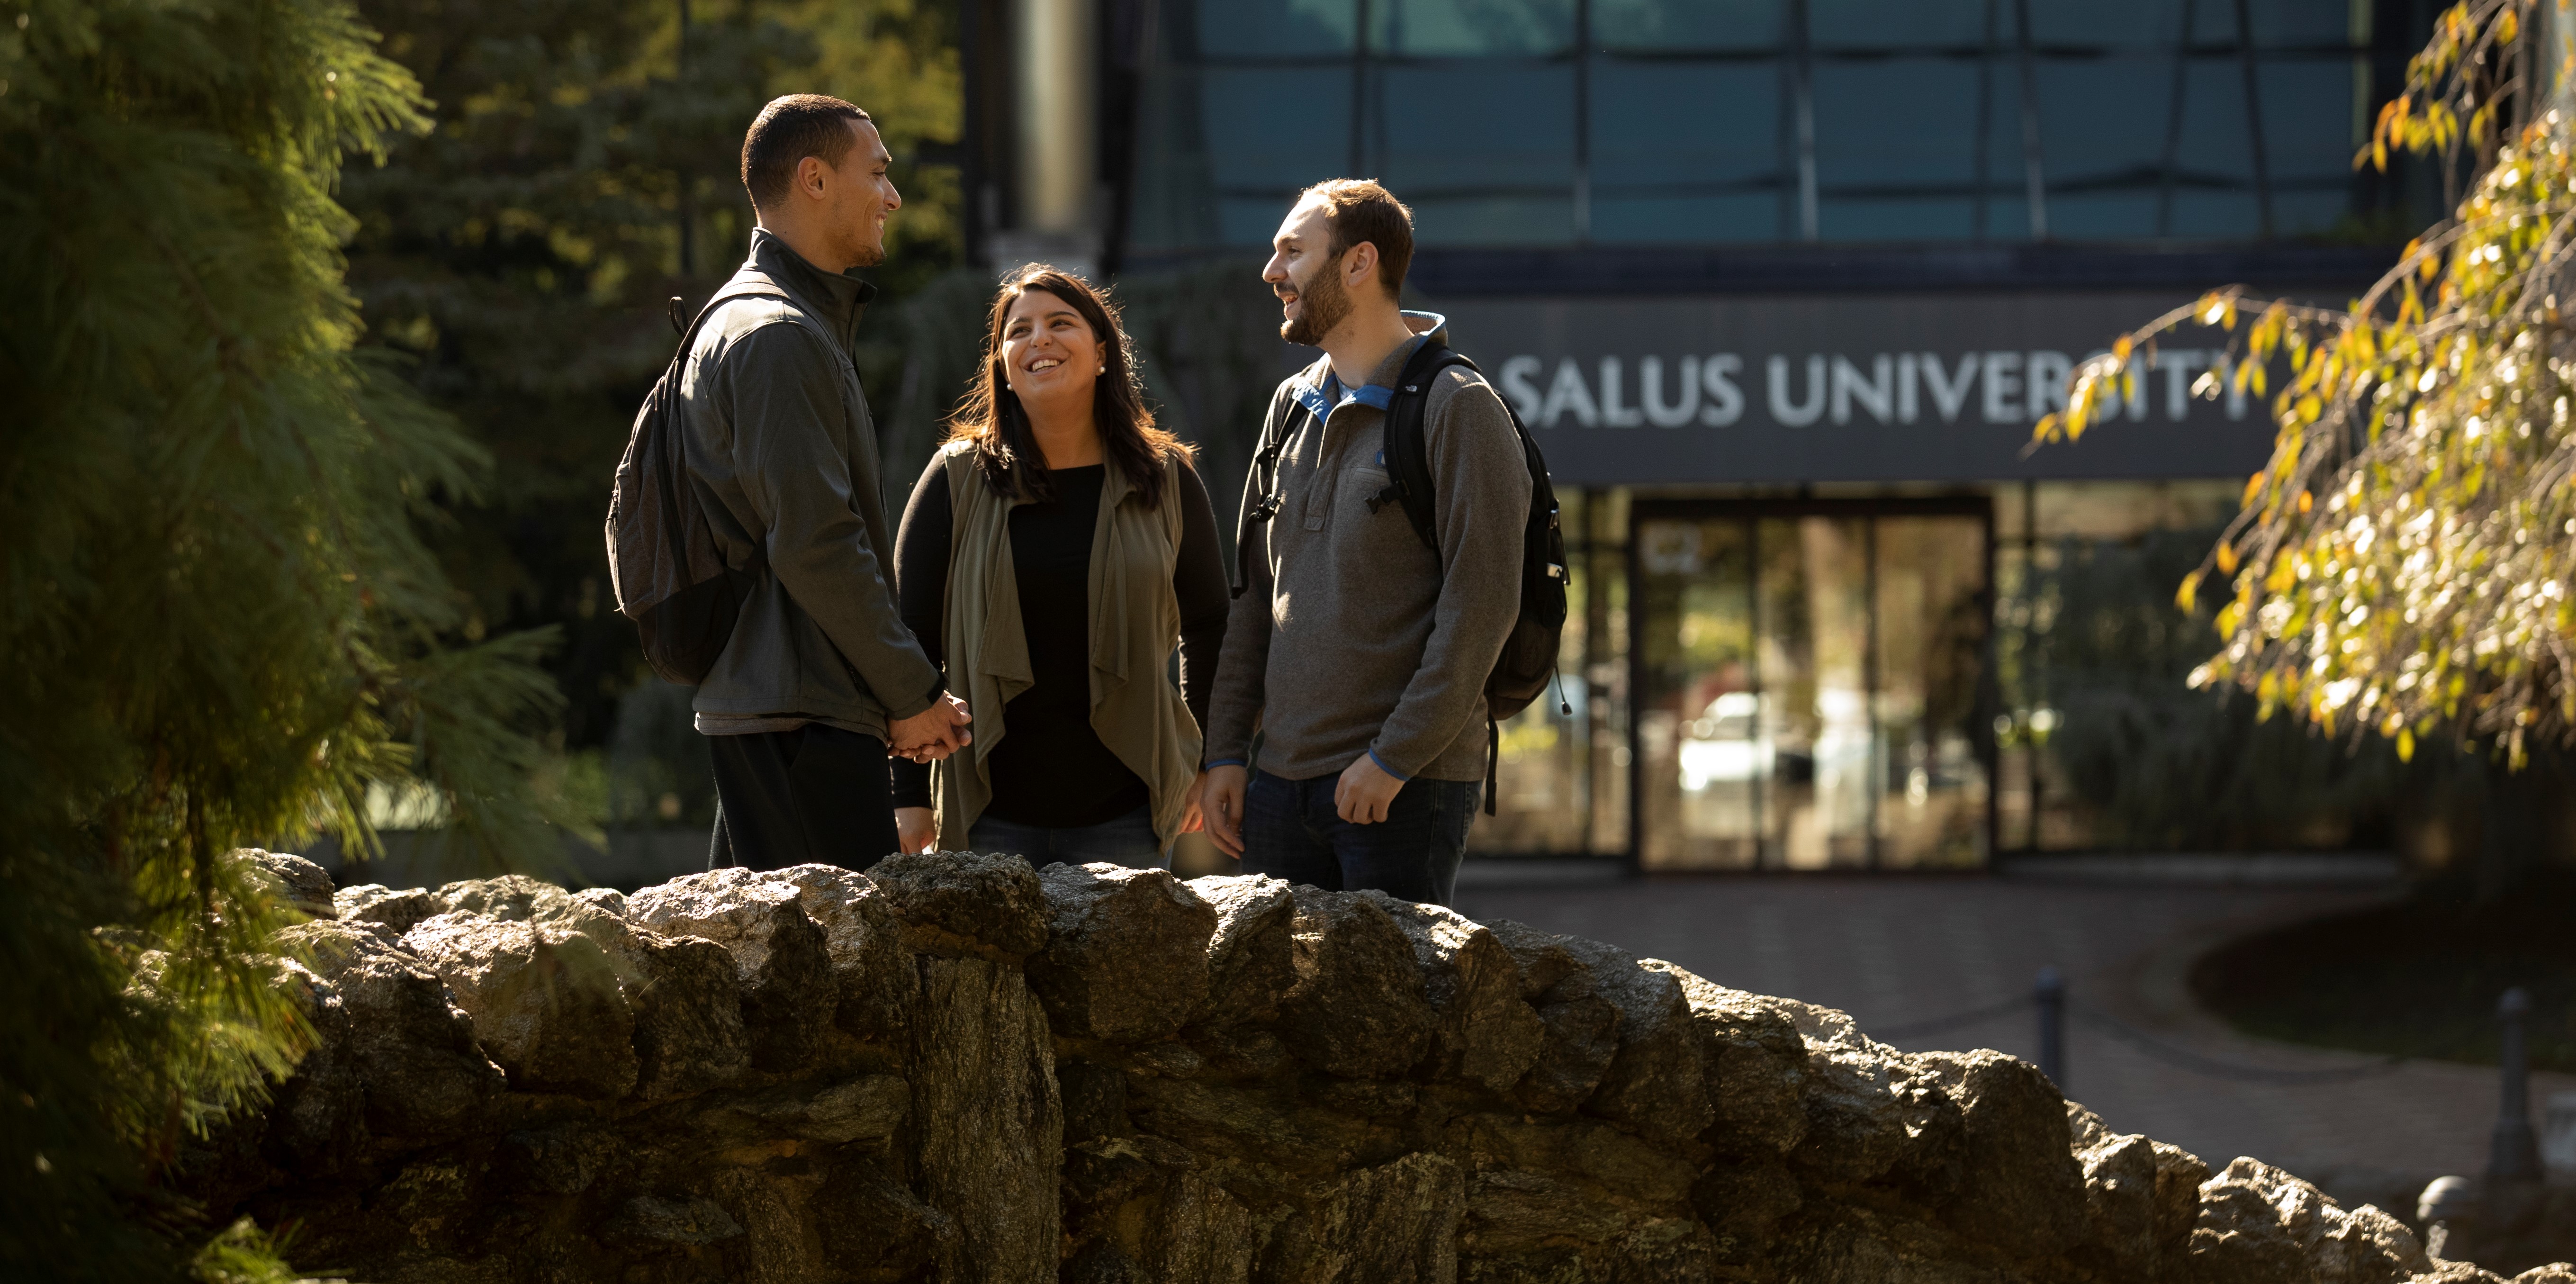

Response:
(186, 854), (2567, 1284)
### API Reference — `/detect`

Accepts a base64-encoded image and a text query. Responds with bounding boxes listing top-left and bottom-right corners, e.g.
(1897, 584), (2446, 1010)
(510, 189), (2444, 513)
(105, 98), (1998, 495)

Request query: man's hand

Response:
(1334, 754), (1404, 824)
(894, 806), (937, 855)
(889, 694), (971, 761)
(1202, 764), (1247, 858)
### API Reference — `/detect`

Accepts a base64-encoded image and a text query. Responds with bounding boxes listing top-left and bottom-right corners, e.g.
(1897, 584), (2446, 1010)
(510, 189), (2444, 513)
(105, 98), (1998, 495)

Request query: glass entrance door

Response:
(1635, 503), (1991, 870)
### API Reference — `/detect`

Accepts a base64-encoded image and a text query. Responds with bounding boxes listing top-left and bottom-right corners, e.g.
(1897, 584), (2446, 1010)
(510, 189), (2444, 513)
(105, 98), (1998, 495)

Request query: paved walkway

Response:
(1452, 871), (2575, 1214)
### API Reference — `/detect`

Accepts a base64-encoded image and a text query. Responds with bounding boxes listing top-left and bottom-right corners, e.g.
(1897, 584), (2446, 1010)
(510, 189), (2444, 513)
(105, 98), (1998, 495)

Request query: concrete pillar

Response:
(1002, 0), (1099, 274)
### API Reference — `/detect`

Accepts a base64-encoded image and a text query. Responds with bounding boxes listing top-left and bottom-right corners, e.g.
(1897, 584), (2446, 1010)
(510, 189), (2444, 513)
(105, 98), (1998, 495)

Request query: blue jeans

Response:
(1241, 769), (1479, 906)
(969, 804), (1167, 870)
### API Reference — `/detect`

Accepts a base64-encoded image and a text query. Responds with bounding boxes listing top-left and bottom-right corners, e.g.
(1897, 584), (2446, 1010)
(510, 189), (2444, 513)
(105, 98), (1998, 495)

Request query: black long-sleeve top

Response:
(888, 453), (1230, 827)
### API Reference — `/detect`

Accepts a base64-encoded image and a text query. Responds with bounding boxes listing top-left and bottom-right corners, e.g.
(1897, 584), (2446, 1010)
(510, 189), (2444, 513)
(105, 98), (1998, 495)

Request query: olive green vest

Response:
(928, 443), (1201, 851)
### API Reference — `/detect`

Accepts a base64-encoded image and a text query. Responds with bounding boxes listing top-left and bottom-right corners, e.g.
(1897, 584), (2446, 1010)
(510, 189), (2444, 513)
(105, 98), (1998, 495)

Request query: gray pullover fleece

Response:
(1206, 313), (1531, 782)
(679, 230), (940, 740)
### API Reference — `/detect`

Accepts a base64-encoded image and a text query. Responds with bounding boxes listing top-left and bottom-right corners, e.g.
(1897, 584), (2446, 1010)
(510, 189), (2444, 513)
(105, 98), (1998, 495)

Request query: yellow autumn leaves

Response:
(2041, 0), (2576, 763)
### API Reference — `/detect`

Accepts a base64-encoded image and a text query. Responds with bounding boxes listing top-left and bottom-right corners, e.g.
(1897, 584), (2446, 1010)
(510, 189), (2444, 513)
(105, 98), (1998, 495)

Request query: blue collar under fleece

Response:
(1293, 335), (1427, 425)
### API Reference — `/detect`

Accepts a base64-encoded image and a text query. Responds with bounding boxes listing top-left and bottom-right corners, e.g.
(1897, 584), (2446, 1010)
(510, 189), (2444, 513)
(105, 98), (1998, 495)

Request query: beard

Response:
(845, 231), (887, 268)
(1279, 260), (1352, 346)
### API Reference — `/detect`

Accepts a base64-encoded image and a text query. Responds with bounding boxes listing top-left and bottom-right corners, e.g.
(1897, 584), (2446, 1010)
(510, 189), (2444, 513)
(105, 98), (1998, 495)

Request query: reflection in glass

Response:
(1874, 517), (1990, 866)
(1639, 509), (1989, 869)
(1639, 518), (1758, 868)
(1131, 0), (2386, 251)
(1484, 490), (1629, 857)
(1368, 0), (1574, 55)
(1594, 0), (1781, 50)
(1197, 0), (1357, 56)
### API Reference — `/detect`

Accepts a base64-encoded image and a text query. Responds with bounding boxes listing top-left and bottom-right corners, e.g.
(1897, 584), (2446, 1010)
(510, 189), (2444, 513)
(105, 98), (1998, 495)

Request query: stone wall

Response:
(189, 851), (2576, 1284)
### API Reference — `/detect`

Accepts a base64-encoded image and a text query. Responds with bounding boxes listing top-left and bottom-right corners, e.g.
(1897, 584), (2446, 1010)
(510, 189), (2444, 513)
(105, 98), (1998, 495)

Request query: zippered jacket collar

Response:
(1292, 309), (1450, 425)
(741, 227), (880, 353)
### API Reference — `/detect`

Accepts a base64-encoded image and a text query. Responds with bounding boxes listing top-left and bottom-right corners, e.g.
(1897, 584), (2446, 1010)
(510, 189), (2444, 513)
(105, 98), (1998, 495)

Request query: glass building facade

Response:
(963, 0), (2435, 870)
(1131, 0), (2400, 254)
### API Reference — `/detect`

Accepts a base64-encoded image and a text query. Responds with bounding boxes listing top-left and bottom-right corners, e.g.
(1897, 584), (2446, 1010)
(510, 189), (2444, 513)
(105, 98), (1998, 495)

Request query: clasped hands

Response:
(888, 693), (972, 764)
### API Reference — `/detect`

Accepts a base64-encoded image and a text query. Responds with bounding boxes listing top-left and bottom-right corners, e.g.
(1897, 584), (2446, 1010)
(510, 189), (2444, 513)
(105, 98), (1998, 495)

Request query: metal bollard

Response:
(2490, 986), (2543, 1181)
(2036, 966), (2066, 1089)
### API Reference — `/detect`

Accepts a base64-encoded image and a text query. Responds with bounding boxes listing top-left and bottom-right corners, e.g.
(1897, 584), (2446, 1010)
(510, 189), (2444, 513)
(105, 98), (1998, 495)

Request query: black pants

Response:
(706, 723), (898, 872)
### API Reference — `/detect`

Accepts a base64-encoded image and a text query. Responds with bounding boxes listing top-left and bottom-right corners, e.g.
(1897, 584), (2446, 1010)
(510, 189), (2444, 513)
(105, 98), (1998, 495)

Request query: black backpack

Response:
(603, 290), (778, 686)
(1235, 342), (1570, 813)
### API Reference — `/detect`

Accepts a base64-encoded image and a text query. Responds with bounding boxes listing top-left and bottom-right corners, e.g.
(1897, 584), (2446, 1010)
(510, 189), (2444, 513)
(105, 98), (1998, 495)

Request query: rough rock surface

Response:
(628, 867), (836, 1072)
(191, 856), (2573, 1284)
(232, 849), (340, 920)
(1277, 886), (1435, 1079)
(1379, 897), (1544, 1094)
(400, 912), (640, 1098)
(1030, 863), (1216, 1042)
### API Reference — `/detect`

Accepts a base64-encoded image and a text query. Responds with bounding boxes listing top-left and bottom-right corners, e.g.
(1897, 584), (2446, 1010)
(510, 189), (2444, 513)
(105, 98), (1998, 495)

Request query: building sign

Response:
(1432, 291), (2283, 486)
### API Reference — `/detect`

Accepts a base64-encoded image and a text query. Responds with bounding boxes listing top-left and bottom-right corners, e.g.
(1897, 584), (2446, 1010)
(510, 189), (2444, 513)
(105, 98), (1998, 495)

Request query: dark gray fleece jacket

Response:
(678, 230), (940, 740)
(1206, 312), (1531, 783)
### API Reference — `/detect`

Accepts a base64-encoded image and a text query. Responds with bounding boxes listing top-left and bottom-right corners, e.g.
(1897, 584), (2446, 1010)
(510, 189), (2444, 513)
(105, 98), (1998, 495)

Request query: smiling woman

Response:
(887, 266), (1233, 869)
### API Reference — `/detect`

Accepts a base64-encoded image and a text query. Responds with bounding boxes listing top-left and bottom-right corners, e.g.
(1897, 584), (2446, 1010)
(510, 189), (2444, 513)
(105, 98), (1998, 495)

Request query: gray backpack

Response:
(603, 287), (779, 685)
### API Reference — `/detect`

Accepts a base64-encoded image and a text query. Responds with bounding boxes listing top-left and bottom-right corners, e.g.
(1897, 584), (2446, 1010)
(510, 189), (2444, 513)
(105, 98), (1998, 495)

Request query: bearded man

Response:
(1198, 180), (1531, 905)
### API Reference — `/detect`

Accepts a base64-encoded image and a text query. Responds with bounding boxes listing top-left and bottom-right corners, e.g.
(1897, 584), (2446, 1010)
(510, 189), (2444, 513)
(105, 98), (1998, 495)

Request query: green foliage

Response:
(0, 0), (568, 1275)
(2015, 527), (2406, 849)
(2039, 0), (2576, 765)
(343, 0), (963, 767)
(186, 1220), (317, 1284)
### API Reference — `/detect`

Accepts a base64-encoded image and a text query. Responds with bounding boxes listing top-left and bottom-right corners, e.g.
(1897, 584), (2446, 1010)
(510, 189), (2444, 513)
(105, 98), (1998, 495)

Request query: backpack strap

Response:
(1367, 342), (1531, 818)
(1229, 383), (1313, 599)
(654, 286), (790, 579)
(1368, 342), (1482, 559)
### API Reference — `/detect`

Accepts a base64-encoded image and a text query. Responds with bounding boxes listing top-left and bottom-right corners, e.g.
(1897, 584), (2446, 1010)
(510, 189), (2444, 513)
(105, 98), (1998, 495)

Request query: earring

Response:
(1096, 364), (1106, 375)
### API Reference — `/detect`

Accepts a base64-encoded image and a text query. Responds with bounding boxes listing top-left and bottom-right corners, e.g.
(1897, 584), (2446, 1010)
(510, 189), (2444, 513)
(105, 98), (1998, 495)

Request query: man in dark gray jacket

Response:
(1201, 180), (1530, 905)
(680, 94), (969, 870)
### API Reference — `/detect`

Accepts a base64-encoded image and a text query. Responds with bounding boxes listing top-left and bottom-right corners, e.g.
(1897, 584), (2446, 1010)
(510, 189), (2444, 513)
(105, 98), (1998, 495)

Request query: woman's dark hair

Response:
(946, 264), (1191, 508)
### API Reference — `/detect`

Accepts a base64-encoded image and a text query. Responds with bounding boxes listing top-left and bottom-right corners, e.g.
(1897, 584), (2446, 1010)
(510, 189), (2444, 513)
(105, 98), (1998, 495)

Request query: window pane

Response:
(1196, 0), (1357, 57)
(1809, 0), (1990, 50)
(1414, 195), (1579, 244)
(1202, 67), (1353, 195)
(1217, 198), (1306, 245)
(1590, 60), (1782, 218)
(1594, 194), (1783, 243)
(1368, 0), (1573, 55)
(1130, 63), (1355, 249)
(1821, 197), (1981, 240)
(2261, 54), (2361, 235)
(1813, 57), (1989, 240)
(2248, 0), (2354, 48)
(1873, 516), (1990, 870)
(2270, 189), (2351, 235)
(1128, 66), (1222, 251)
(2164, 190), (2264, 239)
(2171, 58), (2258, 184)
(2034, 55), (2168, 236)
(2028, 0), (2191, 49)
(1374, 62), (1573, 189)
(1758, 516), (1875, 869)
(2033, 0), (2352, 50)
(1812, 59), (1985, 189)
(2259, 57), (2360, 181)
(1594, 0), (1783, 50)
(1637, 518), (1760, 870)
